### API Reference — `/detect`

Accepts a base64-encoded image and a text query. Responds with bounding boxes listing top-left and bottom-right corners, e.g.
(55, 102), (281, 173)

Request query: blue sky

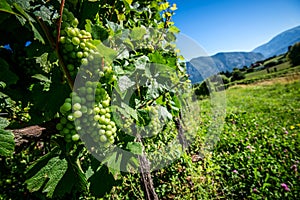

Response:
(170, 0), (300, 56)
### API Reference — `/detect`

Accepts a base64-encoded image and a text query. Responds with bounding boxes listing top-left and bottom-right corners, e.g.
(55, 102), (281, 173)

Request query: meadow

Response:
(98, 76), (300, 200)
(199, 78), (300, 199)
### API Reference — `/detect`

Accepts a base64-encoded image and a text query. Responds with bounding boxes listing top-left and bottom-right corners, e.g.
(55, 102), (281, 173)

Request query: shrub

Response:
(231, 70), (245, 82)
(287, 42), (300, 66)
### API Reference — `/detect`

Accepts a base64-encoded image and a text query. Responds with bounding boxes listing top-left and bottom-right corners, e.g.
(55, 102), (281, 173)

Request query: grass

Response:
(245, 61), (291, 79)
(99, 76), (300, 200)
(227, 64), (300, 87)
(263, 55), (285, 65)
(198, 79), (300, 199)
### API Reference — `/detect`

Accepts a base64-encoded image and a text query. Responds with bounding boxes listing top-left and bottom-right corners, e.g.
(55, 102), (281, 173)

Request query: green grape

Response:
(73, 103), (81, 110)
(71, 18), (79, 27)
(73, 110), (82, 118)
(67, 64), (75, 71)
(72, 134), (80, 141)
(56, 123), (63, 131)
(72, 37), (80, 45)
(67, 114), (75, 121)
(100, 135), (107, 142)
(76, 51), (83, 58)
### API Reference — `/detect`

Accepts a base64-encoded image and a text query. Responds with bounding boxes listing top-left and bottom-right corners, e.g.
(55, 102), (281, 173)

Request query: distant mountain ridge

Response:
(187, 52), (264, 83)
(187, 25), (300, 84)
(252, 25), (300, 58)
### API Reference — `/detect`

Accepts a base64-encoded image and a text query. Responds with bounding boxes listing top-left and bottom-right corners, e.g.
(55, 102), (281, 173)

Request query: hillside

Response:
(252, 25), (300, 58)
(187, 52), (264, 83)
(187, 25), (300, 84)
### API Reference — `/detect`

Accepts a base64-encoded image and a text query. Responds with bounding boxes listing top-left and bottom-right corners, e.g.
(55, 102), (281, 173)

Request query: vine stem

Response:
(136, 134), (159, 200)
(36, 16), (74, 90)
(56, 0), (65, 51)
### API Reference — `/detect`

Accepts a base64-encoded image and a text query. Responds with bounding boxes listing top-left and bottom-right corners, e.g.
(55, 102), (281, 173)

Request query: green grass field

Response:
(227, 64), (300, 87)
(245, 61), (291, 79)
(197, 79), (300, 199)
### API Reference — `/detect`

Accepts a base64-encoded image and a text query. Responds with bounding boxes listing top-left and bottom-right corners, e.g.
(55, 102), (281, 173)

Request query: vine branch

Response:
(36, 16), (74, 90)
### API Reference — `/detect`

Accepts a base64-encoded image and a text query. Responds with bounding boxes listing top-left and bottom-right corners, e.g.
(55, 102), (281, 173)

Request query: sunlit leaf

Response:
(0, 117), (14, 157)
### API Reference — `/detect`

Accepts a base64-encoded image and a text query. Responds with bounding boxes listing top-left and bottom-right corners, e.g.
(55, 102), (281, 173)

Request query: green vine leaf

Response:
(31, 74), (51, 83)
(131, 26), (147, 40)
(123, 0), (133, 6)
(0, 117), (14, 157)
(121, 102), (138, 120)
(88, 165), (115, 198)
(33, 5), (59, 25)
(0, 58), (18, 86)
(159, 106), (172, 120)
(0, 117), (10, 129)
(0, 0), (17, 15)
(96, 41), (117, 64)
(12, 3), (45, 44)
(102, 151), (122, 175)
(53, 158), (88, 197)
(126, 142), (143, 155)
(85, 19), (109, 41)
(25, 156), (68, 198)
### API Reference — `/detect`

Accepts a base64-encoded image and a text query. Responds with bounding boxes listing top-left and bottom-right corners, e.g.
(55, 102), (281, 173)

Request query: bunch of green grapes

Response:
(120, 115), (135, 135)
(142, 105), (162, 137)
(55, 97), (80, 142)
(58, 8), (117, 83)
(56, 81), (117, 147)
(58, 9), (98, 77)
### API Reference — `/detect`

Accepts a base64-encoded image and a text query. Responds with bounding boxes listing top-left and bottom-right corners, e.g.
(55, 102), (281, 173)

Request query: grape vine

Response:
(0, 0), (197, 199)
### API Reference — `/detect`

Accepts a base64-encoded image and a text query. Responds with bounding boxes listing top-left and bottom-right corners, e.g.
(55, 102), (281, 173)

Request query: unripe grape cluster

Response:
(58, 8), (117, 83)
(58, 9), (98, 77)
(121, 115), (134, 135)
(56, 81), (117, 147)
(142, 105), (161, 137)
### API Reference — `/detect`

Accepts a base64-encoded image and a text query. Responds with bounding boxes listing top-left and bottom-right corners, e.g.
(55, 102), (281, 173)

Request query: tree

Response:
(231, 69), (245, 82)
(287, 42), (300, 67)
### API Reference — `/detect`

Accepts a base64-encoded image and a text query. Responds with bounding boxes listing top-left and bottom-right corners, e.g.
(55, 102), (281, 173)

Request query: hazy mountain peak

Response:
(252, 25), (300, 58)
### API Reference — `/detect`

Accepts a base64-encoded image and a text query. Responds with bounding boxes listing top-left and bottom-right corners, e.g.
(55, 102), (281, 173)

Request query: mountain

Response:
(252, 25), (300, 58)
(187, 52), (264, 83)
(187, 25), (300, 84)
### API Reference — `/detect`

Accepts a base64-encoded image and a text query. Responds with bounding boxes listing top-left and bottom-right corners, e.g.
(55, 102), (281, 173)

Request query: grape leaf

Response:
(126, 142), (143, 155)
(118, 75), (135, 92)
(25, 147), (60, 178)
(0, 116), (10, 129)
(121, 102), (138, 120)
(159, 106), (172, 120)
(133, 55), (149, 70)
(96, 41), (117, 64)
(85, 19), (109, 41)
(148, 51), (166, 64)
(123, 0), (133, 5)
(42, 158), (68, 197)
(169, 25), (180, 34)
(0, 117), (14, 157)
(89, 165), (115, 197)
(0, 58), (18, 86)
(131, 26), (146, 40)
(9, 0), (32, 10)
(32, 74), (51, 83)
(102, 151), (122, 175)
(53, 164), (76, 197)
(30, 68), (70, 123)
(33, 5), (59, 25)
(25, 156), (68, 198)
(53, 157), (87, 197)
(12, 3), (45, 44)
(0, 0), (18, 15)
